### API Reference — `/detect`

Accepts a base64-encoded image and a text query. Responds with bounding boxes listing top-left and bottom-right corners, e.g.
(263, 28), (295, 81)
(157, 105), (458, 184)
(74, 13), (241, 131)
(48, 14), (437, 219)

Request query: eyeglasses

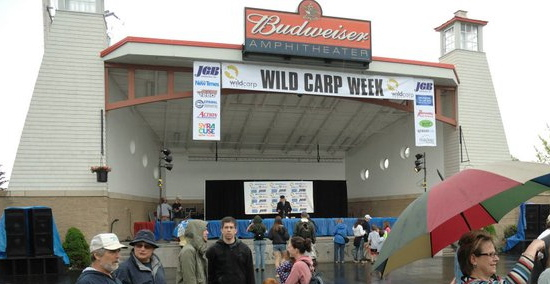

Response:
(476, 252), (499, 258)
(134, 243), (154, 249)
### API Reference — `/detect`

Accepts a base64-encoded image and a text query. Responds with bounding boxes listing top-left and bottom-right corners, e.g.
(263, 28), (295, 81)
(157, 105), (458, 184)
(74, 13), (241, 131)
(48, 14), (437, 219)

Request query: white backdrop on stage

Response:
(244, 181), (314, 215)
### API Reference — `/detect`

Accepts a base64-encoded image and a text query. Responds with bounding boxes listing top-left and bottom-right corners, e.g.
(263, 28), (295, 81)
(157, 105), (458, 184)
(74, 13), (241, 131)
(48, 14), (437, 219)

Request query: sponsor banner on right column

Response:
(414, 80), (437, 147)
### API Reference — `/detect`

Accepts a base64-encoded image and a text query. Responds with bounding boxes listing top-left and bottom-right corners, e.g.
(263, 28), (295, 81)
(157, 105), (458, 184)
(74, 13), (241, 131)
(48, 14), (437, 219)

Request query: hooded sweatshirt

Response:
(176, 219), (208, 284)
(285, 255), (313, 284)
(76, 267), (122, 284)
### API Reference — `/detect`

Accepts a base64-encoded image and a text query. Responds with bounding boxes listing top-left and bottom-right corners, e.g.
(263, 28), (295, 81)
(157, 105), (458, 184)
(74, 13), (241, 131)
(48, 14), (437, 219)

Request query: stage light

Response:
(414, 153), (424, 172)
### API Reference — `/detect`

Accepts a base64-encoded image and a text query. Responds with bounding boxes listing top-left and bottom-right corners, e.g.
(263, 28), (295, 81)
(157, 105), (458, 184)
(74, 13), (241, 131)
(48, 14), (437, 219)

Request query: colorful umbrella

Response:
(374, 161), (550, 276)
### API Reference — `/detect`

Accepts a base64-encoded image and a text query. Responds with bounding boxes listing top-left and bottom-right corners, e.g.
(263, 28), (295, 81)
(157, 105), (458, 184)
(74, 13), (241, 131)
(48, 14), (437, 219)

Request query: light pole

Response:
(414, 152), (427, 192)
(157, 148), (173, 241)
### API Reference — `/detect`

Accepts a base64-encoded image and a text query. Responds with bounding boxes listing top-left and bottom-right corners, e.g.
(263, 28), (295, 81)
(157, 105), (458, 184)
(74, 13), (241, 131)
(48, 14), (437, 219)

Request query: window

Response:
(379, 158), (389, 170)
(360, 169), (369, 180)
(460, 23), (478, 51)
(59, 0), (101, 13)
(443, 27), (455, 54)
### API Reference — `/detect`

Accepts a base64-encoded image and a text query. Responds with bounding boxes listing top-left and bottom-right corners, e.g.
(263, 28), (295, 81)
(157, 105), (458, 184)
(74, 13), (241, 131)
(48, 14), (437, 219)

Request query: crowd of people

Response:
(74, 210), (389, 284)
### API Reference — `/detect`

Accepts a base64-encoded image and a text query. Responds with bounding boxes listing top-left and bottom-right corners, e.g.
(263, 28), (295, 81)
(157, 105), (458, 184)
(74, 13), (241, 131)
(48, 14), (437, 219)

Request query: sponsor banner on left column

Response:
(414, 80), (436, 147)
(193, 62), (221, 141)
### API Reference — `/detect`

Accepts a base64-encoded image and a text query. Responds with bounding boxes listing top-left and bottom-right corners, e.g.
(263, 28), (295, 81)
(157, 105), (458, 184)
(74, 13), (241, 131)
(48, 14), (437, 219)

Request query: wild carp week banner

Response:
(193, 62), (221, 141)
(244, 181), (314, 215)
(221, 62), (436, 146)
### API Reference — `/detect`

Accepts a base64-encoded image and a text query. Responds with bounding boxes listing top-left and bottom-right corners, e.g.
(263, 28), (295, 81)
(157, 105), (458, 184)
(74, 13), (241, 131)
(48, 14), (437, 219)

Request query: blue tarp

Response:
(504, 203), (527, 252)
(0, 206), (70, 265)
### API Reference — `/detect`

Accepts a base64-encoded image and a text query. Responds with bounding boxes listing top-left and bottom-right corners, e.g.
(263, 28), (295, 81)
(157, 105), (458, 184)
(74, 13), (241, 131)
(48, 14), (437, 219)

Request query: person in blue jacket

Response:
(333, 218), (348, 263)
(115, 229), (166, 284)
(75, 233), (127, 284)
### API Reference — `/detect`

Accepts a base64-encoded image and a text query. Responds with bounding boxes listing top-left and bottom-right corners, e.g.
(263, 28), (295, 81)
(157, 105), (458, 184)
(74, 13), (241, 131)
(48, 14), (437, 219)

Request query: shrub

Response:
(503, 225), (518, 239)
(483, 225), (497, 236)
(62, 227), (91, 269)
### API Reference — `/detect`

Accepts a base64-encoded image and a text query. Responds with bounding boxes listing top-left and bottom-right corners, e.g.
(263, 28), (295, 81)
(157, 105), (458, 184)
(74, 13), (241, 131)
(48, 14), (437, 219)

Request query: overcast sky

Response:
(1, 0), (549, 180)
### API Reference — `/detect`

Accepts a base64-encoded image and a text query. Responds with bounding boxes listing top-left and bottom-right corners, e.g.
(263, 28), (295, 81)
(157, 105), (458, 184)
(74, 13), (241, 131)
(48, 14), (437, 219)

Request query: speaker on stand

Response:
(29, 208), (54, 256)
(4, 208), (30, 257)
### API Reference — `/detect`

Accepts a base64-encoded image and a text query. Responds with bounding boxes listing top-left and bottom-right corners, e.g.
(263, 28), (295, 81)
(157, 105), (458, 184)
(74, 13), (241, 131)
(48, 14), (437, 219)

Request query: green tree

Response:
(0, 164), (8, 190)
(62, 227), (91, 269)
(535, 124), (550, 164)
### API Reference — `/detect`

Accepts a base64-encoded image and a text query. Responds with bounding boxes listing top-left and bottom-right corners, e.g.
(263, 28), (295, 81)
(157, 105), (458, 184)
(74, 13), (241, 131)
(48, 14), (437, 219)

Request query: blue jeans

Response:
(353, 238), (364, 261)
(334, 243), (345, 262)
(254, 240), (266, 269)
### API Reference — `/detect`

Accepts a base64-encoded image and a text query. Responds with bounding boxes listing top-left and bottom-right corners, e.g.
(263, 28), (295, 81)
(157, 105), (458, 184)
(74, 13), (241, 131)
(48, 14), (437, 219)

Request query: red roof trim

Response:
(434, 17), (488, 31)
(100, 37), (456, 72)
(372, 56), (455, 70)
(100, 36), (242, 57)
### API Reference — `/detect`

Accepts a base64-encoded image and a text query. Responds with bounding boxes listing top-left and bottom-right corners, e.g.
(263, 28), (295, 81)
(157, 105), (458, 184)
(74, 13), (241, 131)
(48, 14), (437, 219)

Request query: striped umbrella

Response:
(374, 161), (550, 276)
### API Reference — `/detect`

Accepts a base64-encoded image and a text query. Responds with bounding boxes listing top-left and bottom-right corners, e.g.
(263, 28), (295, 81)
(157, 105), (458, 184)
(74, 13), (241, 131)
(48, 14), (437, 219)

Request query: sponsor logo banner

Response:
(244, 0), (371, 62)
(222, 63), (418, 100)
(193, 62), (221, 141)
(244, 181), (314, 215)
(413, 81), (437, 147)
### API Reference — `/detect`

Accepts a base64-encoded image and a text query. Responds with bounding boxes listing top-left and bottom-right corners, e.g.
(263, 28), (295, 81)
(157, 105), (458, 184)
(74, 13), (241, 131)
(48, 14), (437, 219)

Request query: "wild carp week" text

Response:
(260, 69), (383, 96)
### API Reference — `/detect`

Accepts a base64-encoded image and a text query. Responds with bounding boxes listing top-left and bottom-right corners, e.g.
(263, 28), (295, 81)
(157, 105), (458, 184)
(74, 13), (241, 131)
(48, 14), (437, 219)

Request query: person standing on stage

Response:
(157, 197), (172, 221)
(276, 195), (292, 218)
(206, 216), (255, 284)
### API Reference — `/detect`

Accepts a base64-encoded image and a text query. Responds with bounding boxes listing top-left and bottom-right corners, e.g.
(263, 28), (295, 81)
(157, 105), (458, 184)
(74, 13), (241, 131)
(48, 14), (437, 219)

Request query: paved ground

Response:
(0, 254), (520, 284)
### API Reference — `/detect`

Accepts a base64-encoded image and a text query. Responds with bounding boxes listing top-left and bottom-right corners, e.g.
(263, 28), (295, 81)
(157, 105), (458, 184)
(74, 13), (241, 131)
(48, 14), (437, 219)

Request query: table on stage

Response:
(205, 217), (397, 239)
(133, 221), (175, 241)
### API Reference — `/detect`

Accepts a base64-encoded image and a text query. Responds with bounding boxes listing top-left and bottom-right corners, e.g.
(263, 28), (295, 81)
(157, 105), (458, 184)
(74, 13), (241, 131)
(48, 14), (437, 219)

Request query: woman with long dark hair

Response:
(285, 236), (313, 284)
(247, 215), (267, 271)
(267, 215), (290, 267)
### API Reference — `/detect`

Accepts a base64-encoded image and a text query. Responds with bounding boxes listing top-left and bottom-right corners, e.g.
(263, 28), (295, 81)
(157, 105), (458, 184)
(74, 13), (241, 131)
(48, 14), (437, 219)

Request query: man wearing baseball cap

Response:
(115, 229), (166, 284)
(75, 233), (127, 284)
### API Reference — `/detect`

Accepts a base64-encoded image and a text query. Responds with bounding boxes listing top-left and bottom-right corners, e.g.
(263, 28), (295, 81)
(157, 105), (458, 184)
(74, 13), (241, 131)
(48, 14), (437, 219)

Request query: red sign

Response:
(244, 0), (371, 63)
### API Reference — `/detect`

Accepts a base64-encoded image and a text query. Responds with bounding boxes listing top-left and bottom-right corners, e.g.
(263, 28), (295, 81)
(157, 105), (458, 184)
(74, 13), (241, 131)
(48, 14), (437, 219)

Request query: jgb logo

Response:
(414, 81), (433, 92)
(194, 65), (220, 77)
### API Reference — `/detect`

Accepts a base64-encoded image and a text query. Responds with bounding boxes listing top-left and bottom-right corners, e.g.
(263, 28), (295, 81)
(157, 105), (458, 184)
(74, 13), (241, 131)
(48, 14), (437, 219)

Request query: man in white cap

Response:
(75, 233), (127, 284)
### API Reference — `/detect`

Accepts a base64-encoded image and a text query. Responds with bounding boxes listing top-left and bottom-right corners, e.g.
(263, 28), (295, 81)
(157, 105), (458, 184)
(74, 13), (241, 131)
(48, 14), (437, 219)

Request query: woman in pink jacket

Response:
(285, 236), (314, 284)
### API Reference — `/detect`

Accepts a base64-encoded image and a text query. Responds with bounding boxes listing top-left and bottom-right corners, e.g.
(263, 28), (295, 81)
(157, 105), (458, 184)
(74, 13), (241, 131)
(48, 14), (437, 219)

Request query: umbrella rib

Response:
(461, 212), (472, 230)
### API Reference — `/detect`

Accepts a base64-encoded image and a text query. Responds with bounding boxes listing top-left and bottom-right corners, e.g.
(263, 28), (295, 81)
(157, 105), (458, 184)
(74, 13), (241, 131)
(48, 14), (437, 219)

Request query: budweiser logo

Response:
(247, 13), (370, 43)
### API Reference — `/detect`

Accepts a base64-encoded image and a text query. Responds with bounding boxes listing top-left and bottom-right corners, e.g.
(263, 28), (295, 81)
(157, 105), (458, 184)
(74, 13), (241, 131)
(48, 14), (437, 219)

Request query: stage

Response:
(135, 217), (397, 241)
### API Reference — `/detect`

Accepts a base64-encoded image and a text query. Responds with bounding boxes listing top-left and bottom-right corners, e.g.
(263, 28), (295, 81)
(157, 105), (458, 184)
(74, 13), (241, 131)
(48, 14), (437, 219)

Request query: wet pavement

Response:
(0, 254), (519, 284)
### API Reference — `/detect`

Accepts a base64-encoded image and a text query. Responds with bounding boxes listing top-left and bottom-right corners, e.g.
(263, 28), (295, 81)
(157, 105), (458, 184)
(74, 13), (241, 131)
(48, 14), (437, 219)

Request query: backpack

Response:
(300, 260), (324, 284)
(297, 221), (314, 241)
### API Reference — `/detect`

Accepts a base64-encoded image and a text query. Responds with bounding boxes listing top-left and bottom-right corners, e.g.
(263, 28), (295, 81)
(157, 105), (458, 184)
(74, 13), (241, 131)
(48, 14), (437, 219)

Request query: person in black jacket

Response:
(76, 233), (127, 284)
(247, 215), (267, 271)
(206, 216), (255, 284)
(276, 195), (292, 218)
(267, 216), (290, 267)
(114, 229), (166, 284)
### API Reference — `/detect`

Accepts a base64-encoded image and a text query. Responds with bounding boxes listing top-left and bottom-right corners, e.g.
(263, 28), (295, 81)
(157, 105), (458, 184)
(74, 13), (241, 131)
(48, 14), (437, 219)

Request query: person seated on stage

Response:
(276, 195), (292, 218)
(157, 197), (172, 221)
(114, 229), (166, 284)
(75, 233), (126, 284)
(456, 229), (545, 283)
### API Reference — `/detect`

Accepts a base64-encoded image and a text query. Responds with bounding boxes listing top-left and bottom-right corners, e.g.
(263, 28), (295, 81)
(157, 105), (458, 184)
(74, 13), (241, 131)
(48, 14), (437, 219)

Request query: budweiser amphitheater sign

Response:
(244, 0), (372, 63)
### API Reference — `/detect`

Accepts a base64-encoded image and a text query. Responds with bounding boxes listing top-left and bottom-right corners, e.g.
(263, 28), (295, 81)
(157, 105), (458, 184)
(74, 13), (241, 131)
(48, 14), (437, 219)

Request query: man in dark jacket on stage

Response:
(276, 195), (292, 218)
(206, 216), (254, 284)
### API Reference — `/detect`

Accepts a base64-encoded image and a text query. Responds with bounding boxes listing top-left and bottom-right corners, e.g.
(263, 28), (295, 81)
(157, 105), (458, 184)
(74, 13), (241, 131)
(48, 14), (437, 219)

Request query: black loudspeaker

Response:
(525, 204), (550, 239)
(30, 208), (54, 256)
(4, 208), (30, 257)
